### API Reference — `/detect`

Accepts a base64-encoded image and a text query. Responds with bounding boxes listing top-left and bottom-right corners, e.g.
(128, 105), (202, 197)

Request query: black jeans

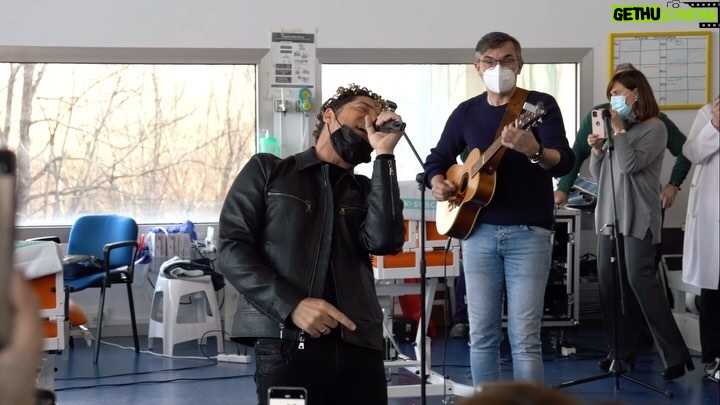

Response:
(253, 334), (387, 405)
(700, 282), (720, 363)
(597, 232), (690, 367)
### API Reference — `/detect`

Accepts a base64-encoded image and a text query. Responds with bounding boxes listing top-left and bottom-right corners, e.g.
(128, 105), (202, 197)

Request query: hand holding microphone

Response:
(374, 100), (406, 133)
(373, 99), (425, 168)
(367, 106), (405, 154)
(375, 99), (406, 133)
(375, 120), (406, 133)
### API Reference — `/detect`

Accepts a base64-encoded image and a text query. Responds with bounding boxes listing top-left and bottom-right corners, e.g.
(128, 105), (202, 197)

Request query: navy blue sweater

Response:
(424, 91), (574, 229)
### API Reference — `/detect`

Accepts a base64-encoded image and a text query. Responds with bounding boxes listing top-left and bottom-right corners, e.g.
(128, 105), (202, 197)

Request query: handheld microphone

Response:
(375, 120), (406, 133)
(375, 99), (405, 132)
(601, 109), (613, 139)
(601, 108), (615, 149)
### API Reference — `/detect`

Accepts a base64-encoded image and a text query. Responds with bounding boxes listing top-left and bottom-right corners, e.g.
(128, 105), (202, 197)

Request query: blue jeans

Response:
(462, 224), (552, 385)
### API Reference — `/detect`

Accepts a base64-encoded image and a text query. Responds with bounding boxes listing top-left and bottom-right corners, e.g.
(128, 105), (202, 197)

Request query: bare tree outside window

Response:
(0, 63), (256, 226)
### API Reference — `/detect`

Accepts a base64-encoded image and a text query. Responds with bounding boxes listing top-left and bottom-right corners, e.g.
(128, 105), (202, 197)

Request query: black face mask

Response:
(329, 124), (373, 165)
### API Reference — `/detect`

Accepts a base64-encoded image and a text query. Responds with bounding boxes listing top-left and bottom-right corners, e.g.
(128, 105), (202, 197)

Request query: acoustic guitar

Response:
(435, 102), (547, 239)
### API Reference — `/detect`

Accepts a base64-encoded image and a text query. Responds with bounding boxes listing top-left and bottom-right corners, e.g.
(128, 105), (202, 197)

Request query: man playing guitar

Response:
(423, 31), (575, 386)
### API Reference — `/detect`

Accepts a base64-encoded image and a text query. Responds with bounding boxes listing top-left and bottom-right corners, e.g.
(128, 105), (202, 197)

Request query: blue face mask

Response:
(610, 94), (633, 119)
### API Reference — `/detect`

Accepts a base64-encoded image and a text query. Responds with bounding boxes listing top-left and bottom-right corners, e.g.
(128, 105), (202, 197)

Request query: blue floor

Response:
(52, 321), (719, 404)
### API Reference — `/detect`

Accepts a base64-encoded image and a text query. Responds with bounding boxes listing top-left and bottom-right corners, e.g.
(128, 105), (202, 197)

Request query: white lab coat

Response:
(682, 102), (720, 289)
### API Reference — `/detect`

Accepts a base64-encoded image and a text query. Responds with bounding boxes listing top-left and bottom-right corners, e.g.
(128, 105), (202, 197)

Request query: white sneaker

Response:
(704, 358), (719, 383)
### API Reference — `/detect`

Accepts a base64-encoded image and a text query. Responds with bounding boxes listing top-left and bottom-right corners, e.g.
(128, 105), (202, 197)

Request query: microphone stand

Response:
(387, 100), (429, 405)
(552, 110), (671, 397)
(409, 144), (429, 405)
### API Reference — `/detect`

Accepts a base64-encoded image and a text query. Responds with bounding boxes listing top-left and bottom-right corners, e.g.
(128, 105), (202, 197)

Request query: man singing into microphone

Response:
(219, 83), (406, 405)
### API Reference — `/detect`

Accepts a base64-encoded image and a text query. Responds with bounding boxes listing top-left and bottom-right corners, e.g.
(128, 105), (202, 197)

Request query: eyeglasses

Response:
(478, 57), (517, 70)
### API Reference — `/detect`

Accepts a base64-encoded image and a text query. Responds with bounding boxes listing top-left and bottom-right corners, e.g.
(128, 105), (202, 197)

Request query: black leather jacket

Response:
(218, 148), (405, 351)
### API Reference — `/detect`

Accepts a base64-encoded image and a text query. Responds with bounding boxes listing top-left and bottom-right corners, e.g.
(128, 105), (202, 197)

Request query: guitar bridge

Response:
(447, 192), (464, 210)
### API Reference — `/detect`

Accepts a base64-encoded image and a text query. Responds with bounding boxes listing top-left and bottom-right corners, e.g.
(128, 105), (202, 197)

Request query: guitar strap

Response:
(484, 87), (529, 173)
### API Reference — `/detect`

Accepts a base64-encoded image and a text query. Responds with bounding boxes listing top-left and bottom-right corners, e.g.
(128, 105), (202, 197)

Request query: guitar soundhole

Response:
(460, 173), (469, 194)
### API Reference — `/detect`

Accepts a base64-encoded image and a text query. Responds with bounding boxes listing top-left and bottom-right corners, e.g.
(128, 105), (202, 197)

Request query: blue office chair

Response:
(63, 215), (140, 363)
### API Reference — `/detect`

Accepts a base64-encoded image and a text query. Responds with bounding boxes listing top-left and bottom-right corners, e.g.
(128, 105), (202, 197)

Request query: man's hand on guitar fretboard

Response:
(500, 124), (540, 158)
(501, 102), (546, 158)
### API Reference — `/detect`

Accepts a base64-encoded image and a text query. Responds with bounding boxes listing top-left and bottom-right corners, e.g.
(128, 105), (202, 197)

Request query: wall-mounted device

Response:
(273, 99), (290, 114)
(297, 87), (312, 114)
(273, 88), (291, 115)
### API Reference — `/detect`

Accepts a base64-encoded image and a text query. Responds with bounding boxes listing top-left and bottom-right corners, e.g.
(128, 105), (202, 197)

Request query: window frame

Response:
(316, 47), (595, 143)
(316, 48), (593, 187)
(4, 46), (594, 236)
(1, 46), (266, 233)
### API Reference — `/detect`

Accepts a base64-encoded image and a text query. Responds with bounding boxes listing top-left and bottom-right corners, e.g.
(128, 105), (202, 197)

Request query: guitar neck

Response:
(470, 138), (504, 177)
(468, 114), (537, 177)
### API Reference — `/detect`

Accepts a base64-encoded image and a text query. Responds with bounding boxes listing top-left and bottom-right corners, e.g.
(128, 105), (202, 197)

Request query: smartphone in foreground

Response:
(268, 386), (307, 405)
(591, 109), (607, 139)
(0, 149), (17, 349)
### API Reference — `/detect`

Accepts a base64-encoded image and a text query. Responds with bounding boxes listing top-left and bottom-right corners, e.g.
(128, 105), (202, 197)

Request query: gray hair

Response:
(614, 63), (637, 74)
(474, 32), (523, 63)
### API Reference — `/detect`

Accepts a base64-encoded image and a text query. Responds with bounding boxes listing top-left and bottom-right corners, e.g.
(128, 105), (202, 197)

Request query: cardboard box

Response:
(147, 232), (166, 257)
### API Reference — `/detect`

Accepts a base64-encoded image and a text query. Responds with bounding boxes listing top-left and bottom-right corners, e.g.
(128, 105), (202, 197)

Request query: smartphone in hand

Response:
(0, 149), (17, 349)
(592, 109), (607, 139)
(268, 387), (307, 405)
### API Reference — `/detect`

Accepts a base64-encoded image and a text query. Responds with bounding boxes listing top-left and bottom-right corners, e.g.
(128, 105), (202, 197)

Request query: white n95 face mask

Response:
(482, 65), (517, 95)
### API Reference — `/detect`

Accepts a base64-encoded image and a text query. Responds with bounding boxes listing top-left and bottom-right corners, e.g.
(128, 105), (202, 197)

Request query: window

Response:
(0, 63), (256, 226)
(321, 63), (577, 181)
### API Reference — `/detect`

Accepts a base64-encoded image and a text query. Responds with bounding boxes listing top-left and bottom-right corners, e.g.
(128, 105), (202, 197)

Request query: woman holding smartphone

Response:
(587, 69), (693, 380)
